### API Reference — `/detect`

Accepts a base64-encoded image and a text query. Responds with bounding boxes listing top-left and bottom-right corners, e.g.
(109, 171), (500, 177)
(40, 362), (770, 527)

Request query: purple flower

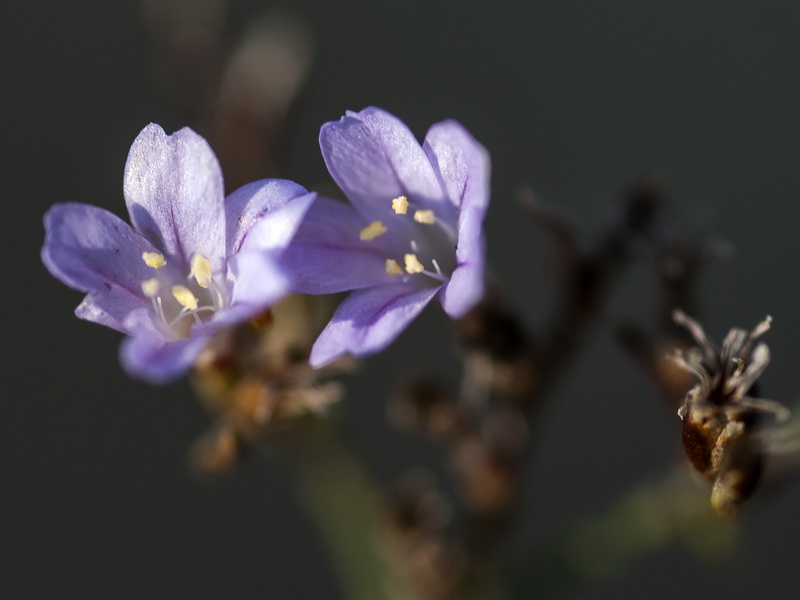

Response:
(283, 107), (491, 367)
(42, 124), (314, 383)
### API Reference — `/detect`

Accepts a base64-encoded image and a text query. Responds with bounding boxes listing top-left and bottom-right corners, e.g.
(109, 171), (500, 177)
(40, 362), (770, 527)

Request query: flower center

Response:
(140, 252), (226, 339)
(359, 195), (457, 285)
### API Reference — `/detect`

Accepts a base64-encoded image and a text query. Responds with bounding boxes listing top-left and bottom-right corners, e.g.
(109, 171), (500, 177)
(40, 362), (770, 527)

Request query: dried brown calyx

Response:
(670, 310), (790, 518)
(188, 295), (346, 476)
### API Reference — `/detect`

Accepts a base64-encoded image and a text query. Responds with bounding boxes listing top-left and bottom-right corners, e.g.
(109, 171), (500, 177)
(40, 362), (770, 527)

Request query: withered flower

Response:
(670, 310), (789, 518)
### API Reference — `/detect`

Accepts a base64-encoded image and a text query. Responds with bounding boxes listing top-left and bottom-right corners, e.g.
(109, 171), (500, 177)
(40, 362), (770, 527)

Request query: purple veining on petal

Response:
(310, 283), (440, 368)
(283, 196), (393, 294)
(319, 107), (446, 222)
(75, 288), (151, 335)
(124, 124), (226, 272)
(348, 107), (448, 209)
(42, 203), (155, 300)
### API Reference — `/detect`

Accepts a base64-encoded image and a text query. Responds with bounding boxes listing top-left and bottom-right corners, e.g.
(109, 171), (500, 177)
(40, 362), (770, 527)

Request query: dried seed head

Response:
(670, 310), (789, 518)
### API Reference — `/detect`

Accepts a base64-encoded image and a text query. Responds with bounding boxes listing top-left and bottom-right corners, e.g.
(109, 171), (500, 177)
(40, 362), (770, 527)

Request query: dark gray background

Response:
(3, 1), (800, 598)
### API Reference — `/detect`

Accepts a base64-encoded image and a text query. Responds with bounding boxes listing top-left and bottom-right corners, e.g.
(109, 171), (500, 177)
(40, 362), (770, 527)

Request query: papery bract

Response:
(282, 107), (491, 367)
(42, 124), (314, 383)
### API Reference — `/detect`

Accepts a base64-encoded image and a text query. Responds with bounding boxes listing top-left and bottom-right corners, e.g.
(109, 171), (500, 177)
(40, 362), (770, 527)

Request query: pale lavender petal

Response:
(441, 203), (486, 318)
(424, 120), (490, 318)
(423, 119), (491, 212)
(120, 333), (210, 384)
(75, 288), (151, 334)
(239, 193), (316, 255)
(320, 107), (446, 221)
(284, 247), (391, 295)
(213, 251), (288, 327)
(225, 179), (315, 255)
(281, 196), (391, 294)
(309, 283), (440, 368)
(124, 124), (225, 271)
(441, 209), (486, 319)
(42, 202), (154, 301)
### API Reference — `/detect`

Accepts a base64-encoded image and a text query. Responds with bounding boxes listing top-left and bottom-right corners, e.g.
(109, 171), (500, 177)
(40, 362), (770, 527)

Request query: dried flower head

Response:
(670, 310), (790, 518)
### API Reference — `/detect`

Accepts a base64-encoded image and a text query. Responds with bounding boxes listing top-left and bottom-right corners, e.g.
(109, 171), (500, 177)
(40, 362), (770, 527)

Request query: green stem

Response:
(285, 418), (391, 600)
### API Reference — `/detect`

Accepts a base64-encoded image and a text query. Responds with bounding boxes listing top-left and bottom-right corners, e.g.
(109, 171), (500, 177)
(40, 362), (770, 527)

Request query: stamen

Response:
(431, 259), (442, 276)
(172, 285), (199, 310)
(153, 296), (167, 326)
(190, 253), (212, 288)
(413, 209), (436, 225)
(167, 306), (215, 330)
(166, 307), (195, 329)
(360, 221), (387, 241)
(420, 269), (447, 283)
(142, 251), (166, 269)
(208, 279), (225, 310)
(141, 278), (160, 298)
(391, 195), (409, 215)
(385, 259), (404, 276)
(404, 253), (425, 274)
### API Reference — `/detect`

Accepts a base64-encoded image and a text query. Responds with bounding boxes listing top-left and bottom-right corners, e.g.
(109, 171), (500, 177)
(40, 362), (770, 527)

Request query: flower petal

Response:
(120, 333), (210, 384)
(75, 288), (151, 334)
(124, 124), (225, 271)
(440, 203), (485, 318)
(281, 196), (392, 294)
(423, 119), (491, 212)
(424, 120), (491, 318)
(309, 283), (439, 368)
(225, 178), (315, 255)
(42, 203), (153, 304)
(319, 107), (446, 221)
(212, 250), (288, 327)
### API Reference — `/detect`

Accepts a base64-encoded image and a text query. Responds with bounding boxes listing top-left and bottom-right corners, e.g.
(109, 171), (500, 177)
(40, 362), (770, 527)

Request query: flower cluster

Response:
(42, 108), (491, 383)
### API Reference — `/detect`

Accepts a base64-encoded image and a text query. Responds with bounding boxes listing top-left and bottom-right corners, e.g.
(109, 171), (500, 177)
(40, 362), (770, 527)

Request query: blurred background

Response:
(3, 0), (800, 598)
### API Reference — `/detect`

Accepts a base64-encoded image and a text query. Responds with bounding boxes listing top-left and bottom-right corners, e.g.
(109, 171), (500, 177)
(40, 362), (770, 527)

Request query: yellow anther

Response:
(385, 259), (404, 276)
(391, 195), (409, 215)
(413, 209), (436, 225)
(404, 253), (425, 274)
(141, 278), (160, 298)
(142, 251), (166, 268)
(172, 285), (199, 310)
(359, 221), (387, 241)
(190, 253), (212, 288)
